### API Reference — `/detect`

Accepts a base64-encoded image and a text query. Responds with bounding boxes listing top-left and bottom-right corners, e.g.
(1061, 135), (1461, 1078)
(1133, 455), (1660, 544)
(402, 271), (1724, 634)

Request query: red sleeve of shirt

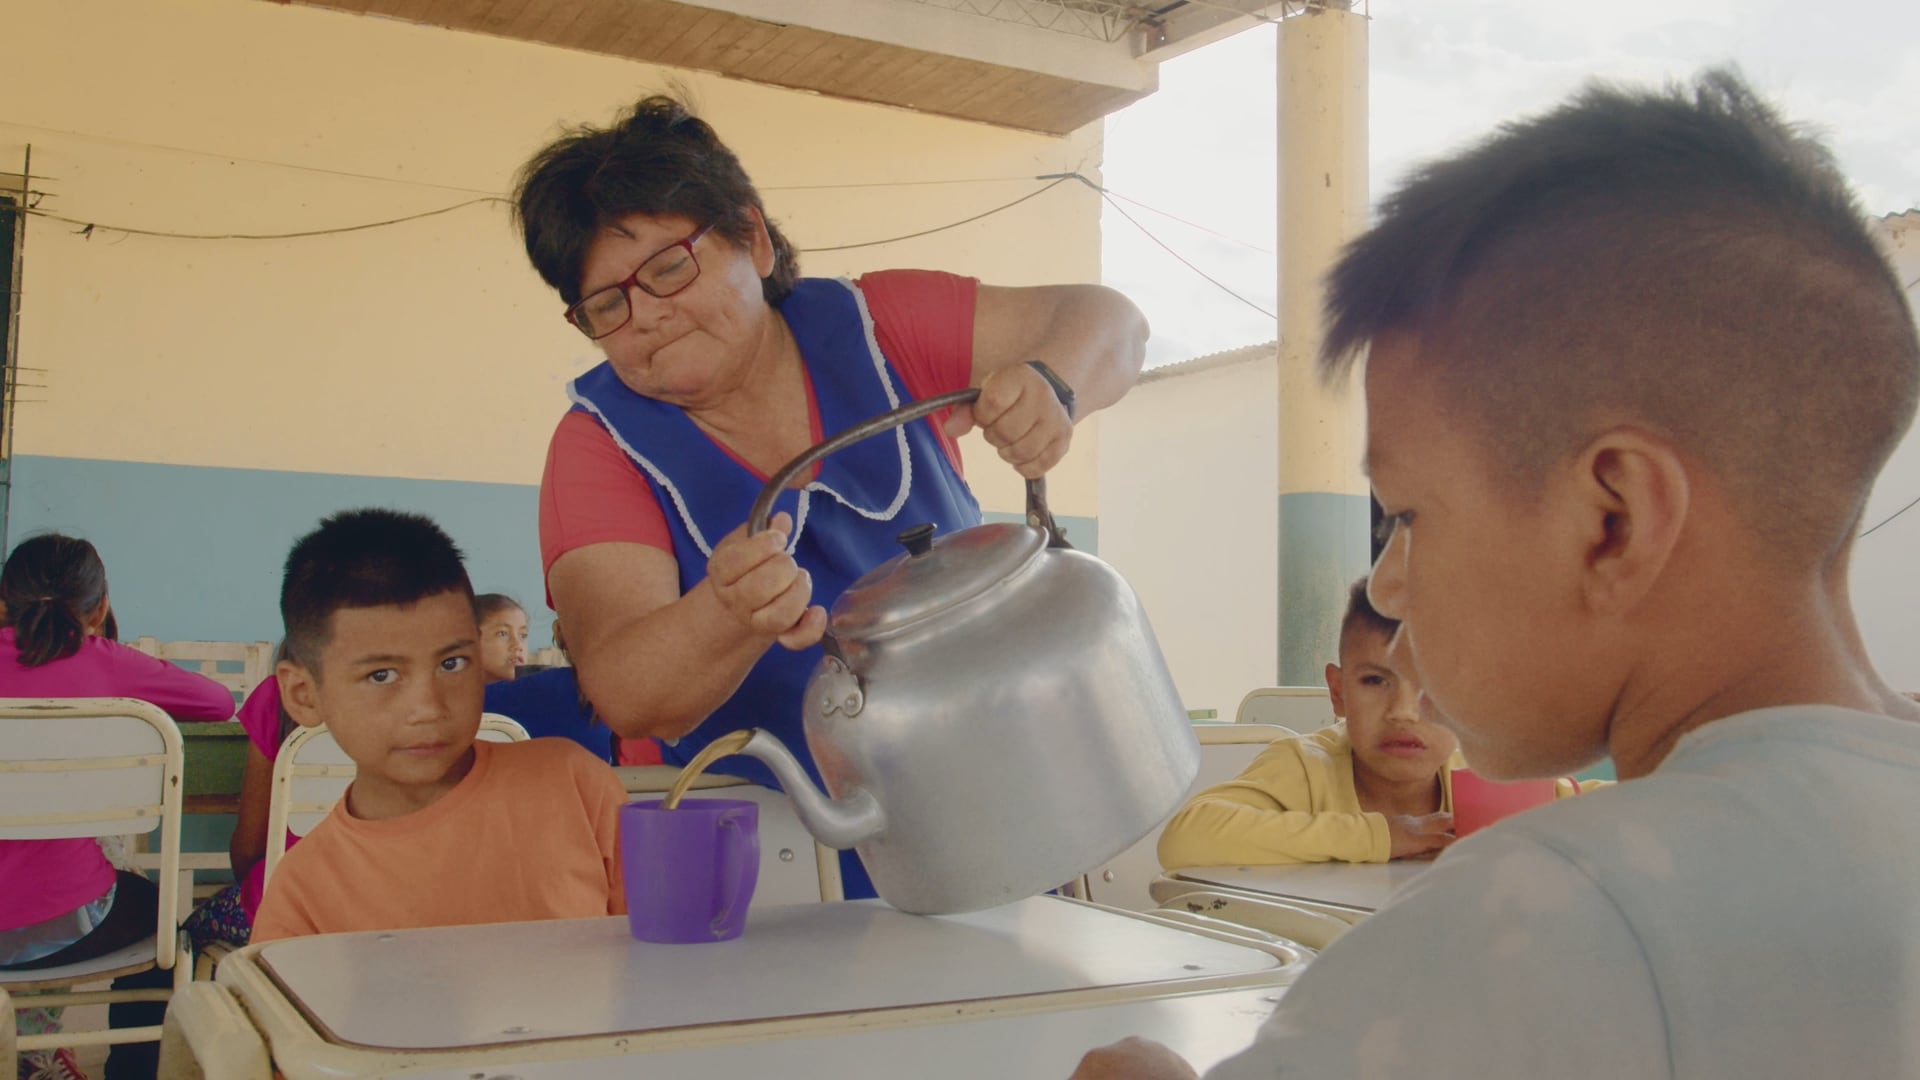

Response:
(856, 269), (978, 475)
(539, 411), (674, 583)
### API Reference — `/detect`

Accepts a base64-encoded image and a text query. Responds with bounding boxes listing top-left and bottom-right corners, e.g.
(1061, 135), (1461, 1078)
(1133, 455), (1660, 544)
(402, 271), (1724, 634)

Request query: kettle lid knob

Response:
(897, 523), (937, 558)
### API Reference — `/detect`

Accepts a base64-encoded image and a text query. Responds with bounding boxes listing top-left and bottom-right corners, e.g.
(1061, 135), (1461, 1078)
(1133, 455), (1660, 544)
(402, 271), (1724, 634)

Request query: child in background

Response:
(1158, 579), (1459, 869)
(475, 593), (530, 683)
(1075, 69), (1920, 1079)
(482, 618), (659, 764)
(252, 510), (625, 941)
(0, 534), (233, 1080)
(180, 644), (297, 952)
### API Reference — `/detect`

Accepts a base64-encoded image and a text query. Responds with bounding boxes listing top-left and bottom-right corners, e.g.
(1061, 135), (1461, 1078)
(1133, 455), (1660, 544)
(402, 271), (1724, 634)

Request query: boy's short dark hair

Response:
(1322, 67), (1920, 562)
(1339, 577), (1398, 651)
(280, 509), (475, 673)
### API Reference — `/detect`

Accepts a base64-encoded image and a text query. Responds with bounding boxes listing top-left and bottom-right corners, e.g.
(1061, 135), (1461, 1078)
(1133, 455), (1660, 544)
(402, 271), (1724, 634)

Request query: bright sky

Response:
(1102, 0), (1920, 368)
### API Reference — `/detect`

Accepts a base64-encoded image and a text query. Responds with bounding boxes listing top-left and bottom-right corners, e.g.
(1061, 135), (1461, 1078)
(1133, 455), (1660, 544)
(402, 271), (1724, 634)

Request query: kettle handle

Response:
(747, 385), (1072, 549)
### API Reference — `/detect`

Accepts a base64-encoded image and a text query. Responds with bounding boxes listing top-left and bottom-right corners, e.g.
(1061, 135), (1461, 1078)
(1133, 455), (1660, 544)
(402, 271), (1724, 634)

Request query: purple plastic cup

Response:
(619, 798), (760, 943)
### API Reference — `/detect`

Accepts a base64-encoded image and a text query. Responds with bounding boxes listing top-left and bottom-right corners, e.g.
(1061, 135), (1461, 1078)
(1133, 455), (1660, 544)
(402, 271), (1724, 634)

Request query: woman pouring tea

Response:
(514, 95), (1148, 897)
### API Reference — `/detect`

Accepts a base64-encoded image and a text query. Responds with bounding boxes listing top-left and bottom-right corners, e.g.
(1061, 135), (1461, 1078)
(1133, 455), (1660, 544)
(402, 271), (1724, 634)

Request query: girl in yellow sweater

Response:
(1159, 579), (1460, 867)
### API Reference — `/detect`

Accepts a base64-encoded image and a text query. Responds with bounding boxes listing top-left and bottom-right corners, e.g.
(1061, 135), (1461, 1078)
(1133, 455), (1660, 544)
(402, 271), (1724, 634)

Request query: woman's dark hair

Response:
(475, 593), (524, 621)
(1, 534), (110, 667)
(512, 94), (800, 307)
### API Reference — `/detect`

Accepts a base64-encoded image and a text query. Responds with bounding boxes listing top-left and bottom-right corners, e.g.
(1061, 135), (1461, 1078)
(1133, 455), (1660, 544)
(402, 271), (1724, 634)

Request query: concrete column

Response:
(1276, 2), (1370, 685)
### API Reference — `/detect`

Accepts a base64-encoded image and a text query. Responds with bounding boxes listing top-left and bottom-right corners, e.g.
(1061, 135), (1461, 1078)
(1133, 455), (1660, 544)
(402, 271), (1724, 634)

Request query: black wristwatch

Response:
(1025, 360), (1077, 420)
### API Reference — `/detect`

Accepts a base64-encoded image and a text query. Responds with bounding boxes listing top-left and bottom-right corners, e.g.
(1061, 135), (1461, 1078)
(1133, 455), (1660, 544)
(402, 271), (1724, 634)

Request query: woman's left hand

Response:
(943, 363), (1073, 479)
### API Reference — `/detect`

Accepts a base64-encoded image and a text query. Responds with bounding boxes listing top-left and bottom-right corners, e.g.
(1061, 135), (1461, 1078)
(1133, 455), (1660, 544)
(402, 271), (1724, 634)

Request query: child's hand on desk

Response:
(1070, 1037), (1200, 1080)
(1388, 811), (1454, 860)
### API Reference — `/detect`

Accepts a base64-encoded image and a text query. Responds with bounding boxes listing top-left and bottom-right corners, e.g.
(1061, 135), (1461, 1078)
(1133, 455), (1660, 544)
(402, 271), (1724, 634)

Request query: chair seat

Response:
(0, 937), (158, 991)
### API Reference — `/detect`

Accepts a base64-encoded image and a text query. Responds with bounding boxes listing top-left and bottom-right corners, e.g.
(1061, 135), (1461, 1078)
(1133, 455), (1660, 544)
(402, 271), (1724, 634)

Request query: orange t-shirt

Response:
(252, 738), (627, 942)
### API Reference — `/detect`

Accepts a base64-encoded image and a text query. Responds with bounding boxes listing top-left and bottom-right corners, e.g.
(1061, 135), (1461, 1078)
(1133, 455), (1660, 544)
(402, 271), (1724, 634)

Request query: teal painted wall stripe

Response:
(982, 510), (1098, 554)
(8, 455), (550, 648)
(1277, 491), (1372, 685)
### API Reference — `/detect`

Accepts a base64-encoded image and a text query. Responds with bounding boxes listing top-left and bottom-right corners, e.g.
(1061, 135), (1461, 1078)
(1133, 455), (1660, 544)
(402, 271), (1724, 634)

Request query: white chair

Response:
(1073, 724), (1295, 911)
(478, 713), (530, 742)
(128, 639), (274, 704)
(1235, 686), (1334, 729)
(262, 714), (528, 888)
(156, 981), (270, 1080)
(1155, 887), (1351, 950)
(0, 697), (191, 1068)
(618, 767), (844, 904)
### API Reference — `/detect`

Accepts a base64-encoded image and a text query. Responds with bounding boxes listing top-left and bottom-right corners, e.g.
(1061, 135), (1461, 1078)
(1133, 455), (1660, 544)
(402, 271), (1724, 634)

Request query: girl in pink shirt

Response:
(181, 660), (295, 951)
(0, 535), (231, 1080)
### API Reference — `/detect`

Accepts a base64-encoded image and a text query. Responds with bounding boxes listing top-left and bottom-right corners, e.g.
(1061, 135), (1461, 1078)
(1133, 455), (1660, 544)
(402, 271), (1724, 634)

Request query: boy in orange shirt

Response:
(253, 509), (626, 942)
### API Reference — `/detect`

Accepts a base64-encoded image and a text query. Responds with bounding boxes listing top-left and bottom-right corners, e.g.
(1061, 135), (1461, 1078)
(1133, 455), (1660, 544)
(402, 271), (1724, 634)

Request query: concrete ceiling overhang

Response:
(267, 0), (1306, 135)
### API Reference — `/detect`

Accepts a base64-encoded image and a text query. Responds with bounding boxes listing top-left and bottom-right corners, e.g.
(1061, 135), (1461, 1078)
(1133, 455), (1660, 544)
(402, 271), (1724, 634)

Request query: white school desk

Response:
(207, 896), (1304, 1079)
(398, 985), (1287, 1080)
(1157, 862), (1429, 919)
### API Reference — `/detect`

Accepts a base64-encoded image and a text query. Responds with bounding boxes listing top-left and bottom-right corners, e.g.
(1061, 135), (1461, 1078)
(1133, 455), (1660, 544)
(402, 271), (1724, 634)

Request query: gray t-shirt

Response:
(1208, 707), (1920, 1078)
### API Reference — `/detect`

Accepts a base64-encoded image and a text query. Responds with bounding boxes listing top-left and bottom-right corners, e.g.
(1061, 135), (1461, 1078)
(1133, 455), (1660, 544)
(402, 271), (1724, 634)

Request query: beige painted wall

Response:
(1098, 352), (1282, 716)
(1, 0), (1105, 516)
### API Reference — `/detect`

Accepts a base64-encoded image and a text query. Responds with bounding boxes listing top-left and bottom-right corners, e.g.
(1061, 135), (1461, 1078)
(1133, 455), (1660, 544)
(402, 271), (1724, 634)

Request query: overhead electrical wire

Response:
(1044, 171), (1275, 320)
(14, 169), (1280, 317)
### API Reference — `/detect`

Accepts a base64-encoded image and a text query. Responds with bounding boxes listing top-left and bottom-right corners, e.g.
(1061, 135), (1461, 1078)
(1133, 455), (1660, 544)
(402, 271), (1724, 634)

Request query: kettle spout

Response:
(738, 729), (885, 850)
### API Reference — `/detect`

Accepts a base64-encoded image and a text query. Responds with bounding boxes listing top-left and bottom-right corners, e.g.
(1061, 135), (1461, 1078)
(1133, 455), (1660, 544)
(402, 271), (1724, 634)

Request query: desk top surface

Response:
(398, 984), (1285, 1080)
(1172, 862), (1429, 912)
(255, 897), (1282, 1051)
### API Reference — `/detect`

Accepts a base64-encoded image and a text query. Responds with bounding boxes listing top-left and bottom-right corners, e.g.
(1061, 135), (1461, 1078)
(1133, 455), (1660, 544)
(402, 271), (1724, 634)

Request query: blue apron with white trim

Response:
(568, 277), (980, 898)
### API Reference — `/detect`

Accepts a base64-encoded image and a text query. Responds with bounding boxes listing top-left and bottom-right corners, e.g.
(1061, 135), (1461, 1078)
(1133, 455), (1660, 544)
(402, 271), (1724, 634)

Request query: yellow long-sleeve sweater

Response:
(1157, 723), (1454, 869)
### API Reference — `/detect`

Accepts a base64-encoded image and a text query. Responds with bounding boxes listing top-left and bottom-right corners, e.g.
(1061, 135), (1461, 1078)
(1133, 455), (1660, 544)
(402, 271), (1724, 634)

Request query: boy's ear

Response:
(1570, 427), (1690, 616)
(276, 658), (327, 730)
(1324, 662), (1347, 718)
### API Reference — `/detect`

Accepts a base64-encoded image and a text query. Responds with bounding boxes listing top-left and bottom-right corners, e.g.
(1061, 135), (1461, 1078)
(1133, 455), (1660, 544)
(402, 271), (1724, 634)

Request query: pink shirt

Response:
(0, 629), (234, 930)
(234, 675), (291, 919)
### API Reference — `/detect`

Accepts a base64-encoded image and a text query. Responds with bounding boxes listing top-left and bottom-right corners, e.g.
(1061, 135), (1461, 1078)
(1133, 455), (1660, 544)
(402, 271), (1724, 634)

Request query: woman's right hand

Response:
(706, 511), (828, 650)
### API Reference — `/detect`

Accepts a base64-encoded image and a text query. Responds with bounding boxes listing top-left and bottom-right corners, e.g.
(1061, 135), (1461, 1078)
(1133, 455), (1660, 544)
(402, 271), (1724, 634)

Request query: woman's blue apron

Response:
(567, 277), (981, 899)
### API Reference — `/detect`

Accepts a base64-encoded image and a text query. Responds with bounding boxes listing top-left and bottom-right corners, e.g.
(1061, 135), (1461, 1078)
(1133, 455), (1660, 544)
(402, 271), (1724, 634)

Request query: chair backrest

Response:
(1235, 686), (1334, 729)
(478, 713), (530, 743)
(1077, 723), (1295, 911)
(0, 697), (184, 968)
(263, 715), (529, 886)
(130, 638), (275, 703)
(619, 767), (844, 905)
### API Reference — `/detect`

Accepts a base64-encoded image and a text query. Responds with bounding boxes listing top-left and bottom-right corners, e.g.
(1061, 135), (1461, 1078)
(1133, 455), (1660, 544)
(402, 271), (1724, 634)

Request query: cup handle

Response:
(710, 809), (754, 938)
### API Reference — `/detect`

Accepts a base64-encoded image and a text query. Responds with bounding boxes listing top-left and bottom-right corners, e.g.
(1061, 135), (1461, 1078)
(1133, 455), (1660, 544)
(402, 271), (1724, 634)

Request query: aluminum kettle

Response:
(732, 387), (1198, 914)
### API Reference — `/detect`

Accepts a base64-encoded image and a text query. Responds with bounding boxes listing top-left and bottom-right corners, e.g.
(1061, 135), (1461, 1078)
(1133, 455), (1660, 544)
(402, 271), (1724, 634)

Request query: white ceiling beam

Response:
(674, 0), (1158, 91)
